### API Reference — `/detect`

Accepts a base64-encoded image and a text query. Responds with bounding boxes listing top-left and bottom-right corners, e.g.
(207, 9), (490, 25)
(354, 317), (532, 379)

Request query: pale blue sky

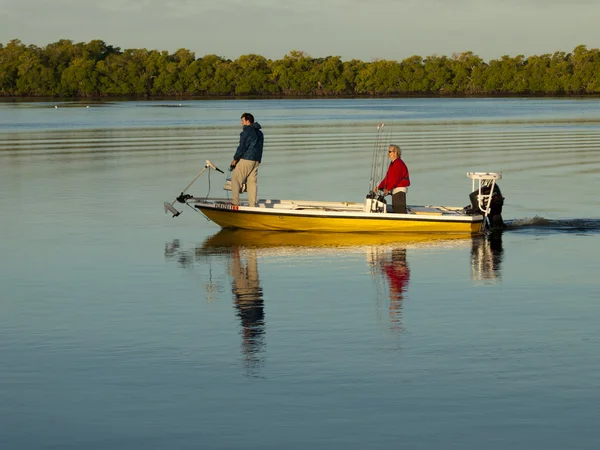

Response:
(1, 0), (598, 61)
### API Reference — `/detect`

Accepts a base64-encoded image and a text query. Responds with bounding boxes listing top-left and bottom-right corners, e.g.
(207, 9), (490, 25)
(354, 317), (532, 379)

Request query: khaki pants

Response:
(232, 159), (260, 206)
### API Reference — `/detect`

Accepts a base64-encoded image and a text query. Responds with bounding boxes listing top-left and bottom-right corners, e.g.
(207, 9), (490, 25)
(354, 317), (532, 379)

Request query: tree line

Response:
(1, 39), (599, 97)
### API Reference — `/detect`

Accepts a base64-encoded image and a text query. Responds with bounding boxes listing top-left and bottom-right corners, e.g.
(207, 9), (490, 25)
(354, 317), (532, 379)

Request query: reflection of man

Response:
(229, 248), (265, 370)
(380, 248), (411, 328)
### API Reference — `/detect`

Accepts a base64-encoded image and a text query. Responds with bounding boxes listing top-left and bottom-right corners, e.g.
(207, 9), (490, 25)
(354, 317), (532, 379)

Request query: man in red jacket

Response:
(376, 144), (411, 213)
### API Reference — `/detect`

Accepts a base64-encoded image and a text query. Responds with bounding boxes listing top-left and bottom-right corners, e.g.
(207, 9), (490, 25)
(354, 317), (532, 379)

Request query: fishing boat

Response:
(164, 163), (503, 235)
(163, 127), (505, 235)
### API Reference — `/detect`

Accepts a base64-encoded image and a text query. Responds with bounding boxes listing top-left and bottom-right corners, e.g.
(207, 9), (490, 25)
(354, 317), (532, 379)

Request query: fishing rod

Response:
(368, 123), (384, 193)
(164, 160), (224, 217)
(379, 122), (393, 188)
(375, 123), (386, 194)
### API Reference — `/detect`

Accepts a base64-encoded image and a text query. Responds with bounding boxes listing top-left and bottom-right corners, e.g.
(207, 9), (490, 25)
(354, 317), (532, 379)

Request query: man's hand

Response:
(230, 160), (237, 170)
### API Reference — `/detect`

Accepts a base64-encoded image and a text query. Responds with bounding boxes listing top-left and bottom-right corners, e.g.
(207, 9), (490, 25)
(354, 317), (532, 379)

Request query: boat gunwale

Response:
(193, 201), (485, 224)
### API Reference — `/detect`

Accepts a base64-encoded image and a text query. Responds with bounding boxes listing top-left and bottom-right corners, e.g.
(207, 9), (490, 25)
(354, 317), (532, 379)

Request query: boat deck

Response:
(190, 197), (469, 216)
(184, 197), (484, 234)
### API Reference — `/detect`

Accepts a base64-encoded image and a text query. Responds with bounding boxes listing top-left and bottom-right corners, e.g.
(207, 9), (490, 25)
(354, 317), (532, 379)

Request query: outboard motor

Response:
(465, 172), (505, 231)
(468, 183), (505, 230)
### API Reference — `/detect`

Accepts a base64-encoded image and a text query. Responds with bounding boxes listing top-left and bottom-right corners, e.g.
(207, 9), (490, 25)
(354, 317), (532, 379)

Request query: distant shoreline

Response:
(2, 40), (600, 98)
(2, 93), (600, 102)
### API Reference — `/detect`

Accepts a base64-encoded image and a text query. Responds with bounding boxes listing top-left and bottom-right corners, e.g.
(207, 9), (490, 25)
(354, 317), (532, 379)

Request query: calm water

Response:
(1, 98), (600, 450)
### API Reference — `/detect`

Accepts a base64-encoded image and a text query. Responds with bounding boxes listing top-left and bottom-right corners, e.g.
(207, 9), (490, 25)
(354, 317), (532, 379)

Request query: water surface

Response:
(1, 98), (600, 450)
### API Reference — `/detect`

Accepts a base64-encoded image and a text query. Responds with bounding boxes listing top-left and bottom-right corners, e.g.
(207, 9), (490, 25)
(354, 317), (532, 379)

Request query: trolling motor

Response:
(176, 193), (193, 203)
(163, 160), (224, 217)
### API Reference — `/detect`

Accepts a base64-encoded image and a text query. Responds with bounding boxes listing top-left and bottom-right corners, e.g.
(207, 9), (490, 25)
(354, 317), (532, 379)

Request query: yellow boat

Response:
(164, 161), (504, 236)
(192, 198), (484, 234)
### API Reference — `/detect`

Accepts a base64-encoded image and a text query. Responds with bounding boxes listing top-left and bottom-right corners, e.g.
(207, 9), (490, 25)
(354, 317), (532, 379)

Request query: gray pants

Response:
(391, 191), (407, 213)
(232, 159), (260, 206)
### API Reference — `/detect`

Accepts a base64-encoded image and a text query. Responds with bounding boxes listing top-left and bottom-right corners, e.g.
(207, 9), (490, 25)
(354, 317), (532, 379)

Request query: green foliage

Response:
(1, 39), (600, 97)
(449, 52), (485, 94)
(233, 54), (271, 95)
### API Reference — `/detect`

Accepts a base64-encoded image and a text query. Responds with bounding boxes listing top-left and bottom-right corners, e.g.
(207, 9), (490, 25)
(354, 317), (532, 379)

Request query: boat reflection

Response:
(165, 230), (503, 370)
(471, 232), (504, 283)
(200, 230), (486, 332)
(200, 229), (475, 250)
(165, 238), (266, 373)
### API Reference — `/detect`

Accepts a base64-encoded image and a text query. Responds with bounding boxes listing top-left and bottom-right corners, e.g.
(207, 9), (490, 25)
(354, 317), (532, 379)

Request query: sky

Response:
(1, 0), (599, 62)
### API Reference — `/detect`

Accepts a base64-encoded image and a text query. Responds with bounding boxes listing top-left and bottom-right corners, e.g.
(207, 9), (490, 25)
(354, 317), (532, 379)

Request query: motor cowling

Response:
(468, 184), (505, 229)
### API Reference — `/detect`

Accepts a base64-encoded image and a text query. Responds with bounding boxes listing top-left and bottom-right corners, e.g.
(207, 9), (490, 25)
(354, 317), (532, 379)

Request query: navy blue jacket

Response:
(233, 123), (264, 163)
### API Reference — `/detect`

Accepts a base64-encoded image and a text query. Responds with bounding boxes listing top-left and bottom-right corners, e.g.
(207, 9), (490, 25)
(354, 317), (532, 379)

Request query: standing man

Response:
(230, 113), (264, 207)
(376, 144), (410, 213)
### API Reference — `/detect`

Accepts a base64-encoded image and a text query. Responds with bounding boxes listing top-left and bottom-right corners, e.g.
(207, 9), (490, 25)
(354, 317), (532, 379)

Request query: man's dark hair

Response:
(241, 113), (254, 123)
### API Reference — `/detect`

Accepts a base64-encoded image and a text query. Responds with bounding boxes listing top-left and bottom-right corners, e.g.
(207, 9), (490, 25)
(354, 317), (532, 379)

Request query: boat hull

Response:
(195, 203), (484, 235)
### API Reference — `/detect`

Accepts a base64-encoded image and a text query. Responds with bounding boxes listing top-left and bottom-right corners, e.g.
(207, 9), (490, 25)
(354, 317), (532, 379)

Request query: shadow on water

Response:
(165, 230), (505, 369)
(506, 217), (600, 235)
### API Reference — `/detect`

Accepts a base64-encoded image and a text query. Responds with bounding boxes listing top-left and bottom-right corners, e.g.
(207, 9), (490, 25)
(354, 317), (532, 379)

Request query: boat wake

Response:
(506, 217), (600, 235)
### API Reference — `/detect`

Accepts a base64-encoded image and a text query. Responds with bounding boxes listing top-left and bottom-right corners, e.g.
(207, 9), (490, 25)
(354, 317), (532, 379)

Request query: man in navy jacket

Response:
(230, 112), (264, 207)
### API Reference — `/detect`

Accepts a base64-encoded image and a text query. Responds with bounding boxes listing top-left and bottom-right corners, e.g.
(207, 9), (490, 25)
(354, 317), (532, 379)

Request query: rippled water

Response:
(1, 98), (600, 450)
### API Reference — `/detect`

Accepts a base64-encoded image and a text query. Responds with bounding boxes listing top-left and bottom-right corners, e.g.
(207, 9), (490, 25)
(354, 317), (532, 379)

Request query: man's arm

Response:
(231, 130), (248, 168)
(233, 131), (247, 161)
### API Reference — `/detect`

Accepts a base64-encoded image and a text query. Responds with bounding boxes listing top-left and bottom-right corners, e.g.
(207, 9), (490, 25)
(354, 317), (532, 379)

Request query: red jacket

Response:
(378, 158), (410, 191)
